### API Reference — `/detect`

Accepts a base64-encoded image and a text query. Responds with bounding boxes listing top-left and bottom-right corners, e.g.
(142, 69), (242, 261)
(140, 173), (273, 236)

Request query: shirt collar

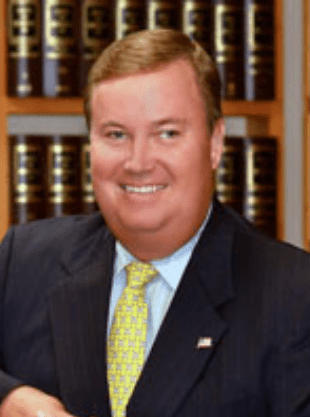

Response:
(115, 203), (213, 290)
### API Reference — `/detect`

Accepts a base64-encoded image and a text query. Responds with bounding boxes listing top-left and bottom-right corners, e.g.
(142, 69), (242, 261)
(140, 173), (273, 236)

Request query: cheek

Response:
(178, 142), (211, 178)
(90, 143), (120, 180)
(90, 147), (106, 180)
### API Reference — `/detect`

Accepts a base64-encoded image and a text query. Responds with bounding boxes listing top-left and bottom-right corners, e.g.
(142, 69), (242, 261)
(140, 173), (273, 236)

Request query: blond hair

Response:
(84, 29), (222, 133)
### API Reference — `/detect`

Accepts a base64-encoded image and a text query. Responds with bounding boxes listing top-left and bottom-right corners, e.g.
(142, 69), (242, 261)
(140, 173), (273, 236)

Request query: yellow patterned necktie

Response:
(108, 261), (158, 417)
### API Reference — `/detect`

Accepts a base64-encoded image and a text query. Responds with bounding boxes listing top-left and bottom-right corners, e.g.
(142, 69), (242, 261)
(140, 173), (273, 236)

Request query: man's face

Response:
(90, 59), (224, 252)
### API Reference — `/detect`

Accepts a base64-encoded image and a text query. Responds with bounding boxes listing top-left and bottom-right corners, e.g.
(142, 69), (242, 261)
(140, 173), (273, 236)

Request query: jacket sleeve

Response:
(0, 228), (25, 402)
(266, 250), (310, 416)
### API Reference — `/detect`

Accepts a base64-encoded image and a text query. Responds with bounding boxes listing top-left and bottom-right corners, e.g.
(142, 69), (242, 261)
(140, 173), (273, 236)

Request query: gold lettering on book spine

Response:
(13, 144), (42, 203)
(215, 5), (240, 63)
(183, 0), (194, 35)
(81, 143), (95, 203)
(48, 144), (79, 203)
(182, 0), (212, 51)
(248, 4), (273, 52)
(116, 0), (144, 40)
(8, 0), (40, 59)
(147, 1), (176, 30)
(82, 0), (111, 60)
(215, 143), (242, 205)
(183, 0), (210, 32)
(45, 0), (76, 59)
(246, 144), (276, 192)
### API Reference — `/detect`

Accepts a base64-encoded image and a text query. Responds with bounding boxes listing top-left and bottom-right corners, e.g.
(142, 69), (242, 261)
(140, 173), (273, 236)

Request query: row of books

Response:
(7, 0), (274, 100)
(215, 136), (277, 238)
(10, 134), (278, 239)
(10, 134), (98, 224)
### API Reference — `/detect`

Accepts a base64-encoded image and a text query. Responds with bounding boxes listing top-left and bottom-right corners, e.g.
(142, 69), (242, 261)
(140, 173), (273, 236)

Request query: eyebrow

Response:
(99, 118), (187, 130)
(100, 121), (125, 129)
(152, 118), (187, 127)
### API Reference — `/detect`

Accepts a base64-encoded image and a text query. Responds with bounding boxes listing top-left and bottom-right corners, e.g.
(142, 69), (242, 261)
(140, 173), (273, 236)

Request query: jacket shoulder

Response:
(219, 205), (310, 304)
(1, 213), (111, 270)
(221, 203), (309, 261)
(11, 213), (105, 245)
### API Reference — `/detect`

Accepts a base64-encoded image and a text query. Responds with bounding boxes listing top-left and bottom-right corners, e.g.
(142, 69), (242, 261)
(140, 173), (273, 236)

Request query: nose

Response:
(123, 135), (155, 174)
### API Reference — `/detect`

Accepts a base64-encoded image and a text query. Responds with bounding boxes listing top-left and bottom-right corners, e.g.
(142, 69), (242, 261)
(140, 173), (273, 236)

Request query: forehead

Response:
(90, 59), (206, 121)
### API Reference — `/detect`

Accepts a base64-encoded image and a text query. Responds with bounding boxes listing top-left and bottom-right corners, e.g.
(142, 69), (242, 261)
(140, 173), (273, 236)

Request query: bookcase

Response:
(0, 0), (284, 242)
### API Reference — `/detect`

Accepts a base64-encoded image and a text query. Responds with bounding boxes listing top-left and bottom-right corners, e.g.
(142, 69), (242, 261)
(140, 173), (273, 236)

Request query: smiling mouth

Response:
(120, 185), (167, 194)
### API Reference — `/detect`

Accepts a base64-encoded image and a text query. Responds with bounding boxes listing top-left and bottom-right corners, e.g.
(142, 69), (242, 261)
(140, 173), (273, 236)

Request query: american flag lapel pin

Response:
(197, 337), (213, 349)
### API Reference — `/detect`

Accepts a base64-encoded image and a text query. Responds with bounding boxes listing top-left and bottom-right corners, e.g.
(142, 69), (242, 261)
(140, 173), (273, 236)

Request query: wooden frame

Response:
(0, 3), (8, 242)
(304, 0), (310, 250)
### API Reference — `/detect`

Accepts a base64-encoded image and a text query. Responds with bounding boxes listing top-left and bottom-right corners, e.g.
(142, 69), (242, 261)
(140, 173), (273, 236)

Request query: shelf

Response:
(3, 96), (281, 117)
(5, 97), (84, 115)
(222, 100), (282, 117)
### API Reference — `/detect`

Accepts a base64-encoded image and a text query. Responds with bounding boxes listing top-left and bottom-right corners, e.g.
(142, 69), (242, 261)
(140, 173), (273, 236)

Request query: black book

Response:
(7, 0), (42, 96)
(244, 0), (275, 100)
(10, 135), (46, 224)
(213, 0), (244, 99)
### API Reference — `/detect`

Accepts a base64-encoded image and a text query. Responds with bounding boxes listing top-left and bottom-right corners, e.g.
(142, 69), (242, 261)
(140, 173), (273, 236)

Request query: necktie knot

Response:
(125, 261), (158, 289)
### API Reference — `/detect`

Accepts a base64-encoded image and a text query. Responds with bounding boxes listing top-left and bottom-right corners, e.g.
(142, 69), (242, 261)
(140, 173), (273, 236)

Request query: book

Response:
(244, 0), (274, 100)
(46, 135), (81, 217)
(9, 135), (46, 224)
(7, 0), (42, 97)
(213, 0), (244, 99)
(146, 0), (181, 30)
(42, 0), (80, 96)
(182, 0), (214, 57)
(243, 137), (277, 238)
(215, 136), (244, 214)
(79, 0), (114, 95)
(80, 136), (98, 214)
(115, 0), (146, 40)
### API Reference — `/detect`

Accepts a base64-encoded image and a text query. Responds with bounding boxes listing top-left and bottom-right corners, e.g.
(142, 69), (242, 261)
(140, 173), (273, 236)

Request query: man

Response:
(0, 29), (310, 417)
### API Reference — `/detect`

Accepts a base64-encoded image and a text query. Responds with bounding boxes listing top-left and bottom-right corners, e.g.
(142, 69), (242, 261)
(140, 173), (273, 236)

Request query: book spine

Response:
(244, 0), (274, 100)
(146, 0), (181, 30)
(182, 0), (213, 56)
(243, 137), (277, 238)
(46, 135), (81, 217)
(10, 135), (45, 224)
(213, 0), (244, 99)
(42, 0), (79, 97)
(80, 0), (114, 95)
(80, 137), (98, 214)
(115, 0), (146, 40)
(215, 136), (244, 214)
(7, 0), (42, 97)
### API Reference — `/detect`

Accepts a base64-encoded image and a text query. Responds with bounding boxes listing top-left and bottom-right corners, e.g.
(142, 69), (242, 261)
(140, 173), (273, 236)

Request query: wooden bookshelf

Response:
(0, 0), (284, 242)
(6, 97), (85, 114)
(4, 98), (282, 117)
(0, 2), (8, 242)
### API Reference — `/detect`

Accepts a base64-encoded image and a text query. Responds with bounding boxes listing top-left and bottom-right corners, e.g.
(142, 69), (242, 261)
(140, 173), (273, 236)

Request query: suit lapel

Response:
(47, 220), (115, 417)
(128, 202), (236, 417)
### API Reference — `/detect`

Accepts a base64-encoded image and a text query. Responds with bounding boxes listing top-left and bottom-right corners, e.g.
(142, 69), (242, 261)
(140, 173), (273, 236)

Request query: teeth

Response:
(123, 185), (165, 194)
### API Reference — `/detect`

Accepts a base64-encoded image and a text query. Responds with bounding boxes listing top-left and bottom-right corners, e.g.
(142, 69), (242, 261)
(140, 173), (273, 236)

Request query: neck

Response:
(113, 216), (209, 262)
(119, 235), (186, 262)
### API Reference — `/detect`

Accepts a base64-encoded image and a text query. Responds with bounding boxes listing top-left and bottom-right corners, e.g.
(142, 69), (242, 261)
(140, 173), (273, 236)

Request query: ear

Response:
(210, 118), (225, 170)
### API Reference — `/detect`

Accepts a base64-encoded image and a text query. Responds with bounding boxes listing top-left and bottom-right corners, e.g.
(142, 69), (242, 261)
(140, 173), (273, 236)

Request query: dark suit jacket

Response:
(0, 200), (310, 417)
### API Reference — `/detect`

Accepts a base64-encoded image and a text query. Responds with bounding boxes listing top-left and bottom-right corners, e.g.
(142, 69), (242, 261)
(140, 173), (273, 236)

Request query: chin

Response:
(120, 219), (164, 233)
(113, 205), (165, 228)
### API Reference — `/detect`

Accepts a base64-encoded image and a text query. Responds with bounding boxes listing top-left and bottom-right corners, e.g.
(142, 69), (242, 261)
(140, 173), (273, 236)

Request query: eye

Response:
(106, 130), (128, 141)
(158, 129), (180, 140)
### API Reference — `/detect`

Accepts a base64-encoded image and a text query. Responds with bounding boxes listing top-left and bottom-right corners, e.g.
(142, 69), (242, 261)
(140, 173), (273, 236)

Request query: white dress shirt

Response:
(107, 205), (212, 360)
